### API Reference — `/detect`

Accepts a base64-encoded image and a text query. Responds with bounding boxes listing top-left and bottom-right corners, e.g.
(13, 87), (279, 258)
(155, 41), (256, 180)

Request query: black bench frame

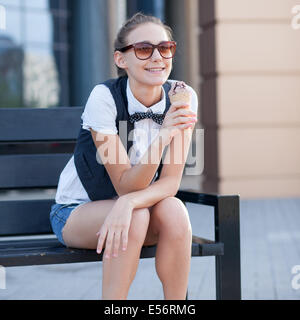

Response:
(0, 107), (241, 300)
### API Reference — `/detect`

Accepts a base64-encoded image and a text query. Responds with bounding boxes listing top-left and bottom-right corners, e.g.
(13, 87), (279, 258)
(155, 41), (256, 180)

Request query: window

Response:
(0, 0), (69, 108)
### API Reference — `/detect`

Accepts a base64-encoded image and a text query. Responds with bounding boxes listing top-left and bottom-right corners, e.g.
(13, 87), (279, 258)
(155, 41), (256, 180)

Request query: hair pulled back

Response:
(114, 12), (173, 77)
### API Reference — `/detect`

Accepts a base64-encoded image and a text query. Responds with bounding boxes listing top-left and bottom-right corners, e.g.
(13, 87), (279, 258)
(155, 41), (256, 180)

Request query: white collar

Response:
(126, 79), (166, 115)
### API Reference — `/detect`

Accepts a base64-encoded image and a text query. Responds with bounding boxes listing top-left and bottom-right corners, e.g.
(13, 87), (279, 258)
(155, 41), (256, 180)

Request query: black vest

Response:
(74, 76), (172, 201)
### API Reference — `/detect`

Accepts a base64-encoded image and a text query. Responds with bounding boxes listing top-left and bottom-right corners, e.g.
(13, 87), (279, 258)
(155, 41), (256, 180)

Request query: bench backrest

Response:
(0, 107), (83, 236)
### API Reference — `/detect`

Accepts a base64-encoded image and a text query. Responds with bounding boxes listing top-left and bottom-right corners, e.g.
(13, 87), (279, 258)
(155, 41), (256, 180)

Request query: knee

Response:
(155, 197), (192, 240)
(128, 208), (150, 243)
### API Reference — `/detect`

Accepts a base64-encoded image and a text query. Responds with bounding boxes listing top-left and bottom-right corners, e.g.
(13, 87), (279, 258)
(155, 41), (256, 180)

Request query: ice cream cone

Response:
(168, 81), (191, 105)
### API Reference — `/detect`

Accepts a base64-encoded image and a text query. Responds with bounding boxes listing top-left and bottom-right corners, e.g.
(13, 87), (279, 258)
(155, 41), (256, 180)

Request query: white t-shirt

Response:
(55, 79), (198, 204)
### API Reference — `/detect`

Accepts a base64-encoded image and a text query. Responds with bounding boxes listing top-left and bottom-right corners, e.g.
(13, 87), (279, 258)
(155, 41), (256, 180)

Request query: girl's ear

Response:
(114, 51), (127, 70)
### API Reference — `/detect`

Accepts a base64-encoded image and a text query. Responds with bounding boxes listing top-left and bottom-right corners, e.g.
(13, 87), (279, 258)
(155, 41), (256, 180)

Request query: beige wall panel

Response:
(217, 75), (300, 125)
(218, 128), (300, 177)
(215, 24), (300, 73)
(199, 0), (297, 27)
(216, 0), (297, 20)
(199, 0), (300, 198)
(220, 178), (300, 199)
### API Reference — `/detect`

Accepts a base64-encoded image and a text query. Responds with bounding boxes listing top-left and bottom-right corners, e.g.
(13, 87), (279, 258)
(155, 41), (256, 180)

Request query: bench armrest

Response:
(176, 190), (241, 300)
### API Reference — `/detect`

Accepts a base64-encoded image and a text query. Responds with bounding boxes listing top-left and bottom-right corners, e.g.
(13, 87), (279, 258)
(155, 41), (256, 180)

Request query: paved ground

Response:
(1, 197), (300, 300)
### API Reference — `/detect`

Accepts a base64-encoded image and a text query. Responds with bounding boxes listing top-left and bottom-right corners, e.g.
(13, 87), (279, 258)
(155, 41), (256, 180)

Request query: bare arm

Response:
(122, 123), (196, 209)
(91, 128), (167, 195)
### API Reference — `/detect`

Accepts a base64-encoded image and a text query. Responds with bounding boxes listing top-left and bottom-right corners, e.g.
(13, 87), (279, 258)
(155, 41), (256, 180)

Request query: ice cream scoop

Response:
(168, 81), (191, 105)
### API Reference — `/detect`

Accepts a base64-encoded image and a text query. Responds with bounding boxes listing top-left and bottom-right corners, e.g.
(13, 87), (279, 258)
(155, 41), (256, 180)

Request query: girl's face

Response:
(116, 23), (173, 88)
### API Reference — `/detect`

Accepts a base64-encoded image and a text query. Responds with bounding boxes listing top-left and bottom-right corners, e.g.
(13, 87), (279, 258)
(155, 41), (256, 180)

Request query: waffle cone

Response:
(169, 91), (191, 104)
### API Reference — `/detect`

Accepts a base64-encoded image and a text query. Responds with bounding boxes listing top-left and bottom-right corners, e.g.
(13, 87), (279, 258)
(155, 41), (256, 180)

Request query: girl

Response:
(49, 13), (198, 300)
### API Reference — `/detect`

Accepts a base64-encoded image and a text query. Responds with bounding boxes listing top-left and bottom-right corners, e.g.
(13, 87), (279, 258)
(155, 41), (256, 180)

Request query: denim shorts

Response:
(49, 203), (84, 246)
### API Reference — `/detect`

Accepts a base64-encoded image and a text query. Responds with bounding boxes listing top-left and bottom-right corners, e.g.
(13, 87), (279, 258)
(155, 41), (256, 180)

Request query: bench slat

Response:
(0, 154), (72, 189)
(0, 200), (54, 236)
(0, 238), (224, 267)
(0, 107), (83, 142)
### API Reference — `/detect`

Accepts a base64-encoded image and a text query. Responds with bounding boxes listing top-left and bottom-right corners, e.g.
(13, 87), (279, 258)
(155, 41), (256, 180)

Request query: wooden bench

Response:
(0, 107), (241, 300)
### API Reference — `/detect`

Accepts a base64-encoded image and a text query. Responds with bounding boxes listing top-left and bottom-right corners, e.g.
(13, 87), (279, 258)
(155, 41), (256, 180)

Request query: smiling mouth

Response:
(145, 67), (165, 73)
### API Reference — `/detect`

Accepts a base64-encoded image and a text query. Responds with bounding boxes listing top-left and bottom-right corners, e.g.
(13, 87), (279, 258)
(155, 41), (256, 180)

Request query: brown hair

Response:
(114, 12), (174, 77)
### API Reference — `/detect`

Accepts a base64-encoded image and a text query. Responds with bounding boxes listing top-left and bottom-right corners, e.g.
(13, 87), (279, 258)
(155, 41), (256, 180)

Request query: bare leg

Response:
(62, 200), (150, 299)
(144, 197), (192, 300)
(156, 224), (192, 299)
(101, 209), (150, 299)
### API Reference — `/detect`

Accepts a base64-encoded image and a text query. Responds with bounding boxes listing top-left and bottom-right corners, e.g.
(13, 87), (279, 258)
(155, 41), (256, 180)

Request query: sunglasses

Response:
(116, 41), (177, 60)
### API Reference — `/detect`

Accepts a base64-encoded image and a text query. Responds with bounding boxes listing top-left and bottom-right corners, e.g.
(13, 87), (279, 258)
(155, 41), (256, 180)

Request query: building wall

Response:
(200, 0), (300, 198)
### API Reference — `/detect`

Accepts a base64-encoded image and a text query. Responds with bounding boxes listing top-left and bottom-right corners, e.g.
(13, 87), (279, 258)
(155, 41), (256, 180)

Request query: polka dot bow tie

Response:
(129, 109), (165, 125)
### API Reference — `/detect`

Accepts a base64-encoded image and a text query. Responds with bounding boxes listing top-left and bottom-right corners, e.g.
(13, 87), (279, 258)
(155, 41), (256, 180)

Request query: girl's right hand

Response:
(159, 102), (197, 146)
(96, 196), (133, 259)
